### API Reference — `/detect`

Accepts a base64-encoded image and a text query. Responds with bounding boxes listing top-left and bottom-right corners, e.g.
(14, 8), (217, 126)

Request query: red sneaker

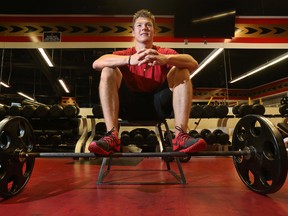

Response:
(88, 128), (120, 156)
(172, 126), (207, 153)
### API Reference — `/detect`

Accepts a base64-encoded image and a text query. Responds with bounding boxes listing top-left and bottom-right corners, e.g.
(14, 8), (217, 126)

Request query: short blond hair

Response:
(132, 9), (156, 29)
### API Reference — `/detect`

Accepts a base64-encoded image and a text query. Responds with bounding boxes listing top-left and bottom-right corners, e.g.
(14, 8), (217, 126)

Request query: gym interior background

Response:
(0, 0), (288, 215)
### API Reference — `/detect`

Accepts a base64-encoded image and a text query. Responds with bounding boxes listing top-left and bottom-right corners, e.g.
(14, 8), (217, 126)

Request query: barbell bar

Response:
(18, 149), (251, 158)
(0, 115), (287, 199)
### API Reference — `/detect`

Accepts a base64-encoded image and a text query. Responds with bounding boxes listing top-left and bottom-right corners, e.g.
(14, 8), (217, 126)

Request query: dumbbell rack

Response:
(96, 120), (186, 185)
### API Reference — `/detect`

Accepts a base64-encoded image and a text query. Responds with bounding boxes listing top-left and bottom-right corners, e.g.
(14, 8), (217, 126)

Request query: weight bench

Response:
(96, 119), (187, 185)
(277, 121), (288, 137)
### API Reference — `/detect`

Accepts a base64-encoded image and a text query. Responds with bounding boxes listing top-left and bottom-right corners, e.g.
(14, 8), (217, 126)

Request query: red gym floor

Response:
(1, 157), (288, 216)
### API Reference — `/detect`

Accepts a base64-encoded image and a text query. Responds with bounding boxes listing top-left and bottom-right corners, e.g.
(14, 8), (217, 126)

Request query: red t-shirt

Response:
(113, 45), (178, 92)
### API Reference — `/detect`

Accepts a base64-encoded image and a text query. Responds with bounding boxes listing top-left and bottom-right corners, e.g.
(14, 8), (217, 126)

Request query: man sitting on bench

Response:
(88, 9), (207, 156)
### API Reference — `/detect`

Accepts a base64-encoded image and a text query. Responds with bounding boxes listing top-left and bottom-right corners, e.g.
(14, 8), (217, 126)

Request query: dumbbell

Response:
(188, 130), (201, 138)
(50, 104), (64, 118)
(94, 122), (106, 140)
(22, 105), (36, 118)
(130, 128), (146, 146)
(280, 96), (288, 105)
(35, 105), (50, 118)
(213, 129), (230, 145)
(120, 131), (130, 146)
(238, 104), (252, 117)
(200, 129), (217, 145)
(0, 105), (9, 118)
(63, 105), (80, 118)
(215, 104), (229, 118)
(95, 122), (106, 133)
(37, 134), (49, 145)
(251, 104), (265, 115)
(7, 105), (22, 116)
(146, 130), (158, 145)
(50, 134), (62, 146)
(92, 104), (103, 118)
(190, 104), (203, 118)
(202, 105), (217, 118)
(232, 103), (251, 117)
(232, 104), (241, 116)
(279, 104), (288, 116)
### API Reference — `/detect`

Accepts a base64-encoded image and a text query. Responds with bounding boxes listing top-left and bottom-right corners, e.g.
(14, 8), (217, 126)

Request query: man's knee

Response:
(168, 67), (191, 88)
(100, 67), (122, 83)
(175, 68), (190, 79)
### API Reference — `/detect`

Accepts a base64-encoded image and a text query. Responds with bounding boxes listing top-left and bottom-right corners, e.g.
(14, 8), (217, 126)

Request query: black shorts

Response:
(119, 80), (173, 121)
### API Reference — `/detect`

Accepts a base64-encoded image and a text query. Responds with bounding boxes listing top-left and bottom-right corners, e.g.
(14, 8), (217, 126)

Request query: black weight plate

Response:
(0, 116), (35, 198)
(232, 115), (288, 194)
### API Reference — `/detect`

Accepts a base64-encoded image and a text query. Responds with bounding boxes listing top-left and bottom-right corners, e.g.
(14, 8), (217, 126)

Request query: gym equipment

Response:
(0, 105), (8, 118)
(251, 104), (265, 115)
(190, 104), (203, 118)
(192, 96), (214, 130)
(50, 134), (62, 146)
(146, 130), (158, 145)
(119, 128), (158, 152)
(92, 104), (103, 118)
(251, 98), (265, 115)
(6, 105), (22, 116)
(0, 115), (287, 198)
(49, 104), (64, 118)
(120, 131), (130, 146)
(34, 105), (50, 118)
(130, 128), (148, 146)
(213, 129), (230, 145)
(188, 130), (201, 138)
(232, 104), (241, 116)
(232, 115), (287, 194)
(279, 104), (288, 116)
(277, 120), (288, 138)
(37, 134), (49, 145)
(63, 104), (80, 118)
(21, 105), (36, 118)
(200, 129), (218, 145)
(215, 104), (229, 118)
(280, 96), (288, 105)
(94, 122), (106, 140)
(238, 103), (252, 117)
(202, 104), (217, 118)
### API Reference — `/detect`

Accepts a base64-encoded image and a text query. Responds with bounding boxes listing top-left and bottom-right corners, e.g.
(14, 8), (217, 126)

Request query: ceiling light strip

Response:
(17, 92), (35, 101)
(58, 79), (70, 93)
(190, 48), (224, 79)
(230, 51), (288, 83)
(38, 48), (54, 67)
(0, 81), (10, 88)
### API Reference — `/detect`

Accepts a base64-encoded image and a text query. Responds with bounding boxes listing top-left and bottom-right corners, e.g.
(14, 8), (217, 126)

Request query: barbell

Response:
(0, 115), (287, 199)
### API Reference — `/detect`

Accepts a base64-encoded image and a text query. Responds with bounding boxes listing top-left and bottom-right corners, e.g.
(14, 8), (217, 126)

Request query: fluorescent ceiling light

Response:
(38, 48), (54, 67)
(17, 92), (35, 101)
(58, 79), (70, 93)
(230, 51), (288, 83)
(0, 81), (10, 88)
(192, 11), (235, 23)
(190, 48), (224, 79)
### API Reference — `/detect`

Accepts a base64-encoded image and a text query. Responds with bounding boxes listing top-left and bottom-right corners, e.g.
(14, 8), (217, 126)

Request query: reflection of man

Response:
(89, 9), (207, 155)
(61, 97), (76, 106)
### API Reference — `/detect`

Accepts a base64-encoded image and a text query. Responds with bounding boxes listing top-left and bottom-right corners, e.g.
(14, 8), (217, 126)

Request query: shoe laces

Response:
(101, 127), (117, 143)
(175, 126), (190, 141)
(105, 127), (115, 136)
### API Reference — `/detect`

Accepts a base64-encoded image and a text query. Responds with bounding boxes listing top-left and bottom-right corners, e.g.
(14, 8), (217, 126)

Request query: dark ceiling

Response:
(0, 0), (288, 107)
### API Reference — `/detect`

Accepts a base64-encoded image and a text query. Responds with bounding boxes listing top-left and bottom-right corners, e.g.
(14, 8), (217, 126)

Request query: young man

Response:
(88, 9), (207, 155)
